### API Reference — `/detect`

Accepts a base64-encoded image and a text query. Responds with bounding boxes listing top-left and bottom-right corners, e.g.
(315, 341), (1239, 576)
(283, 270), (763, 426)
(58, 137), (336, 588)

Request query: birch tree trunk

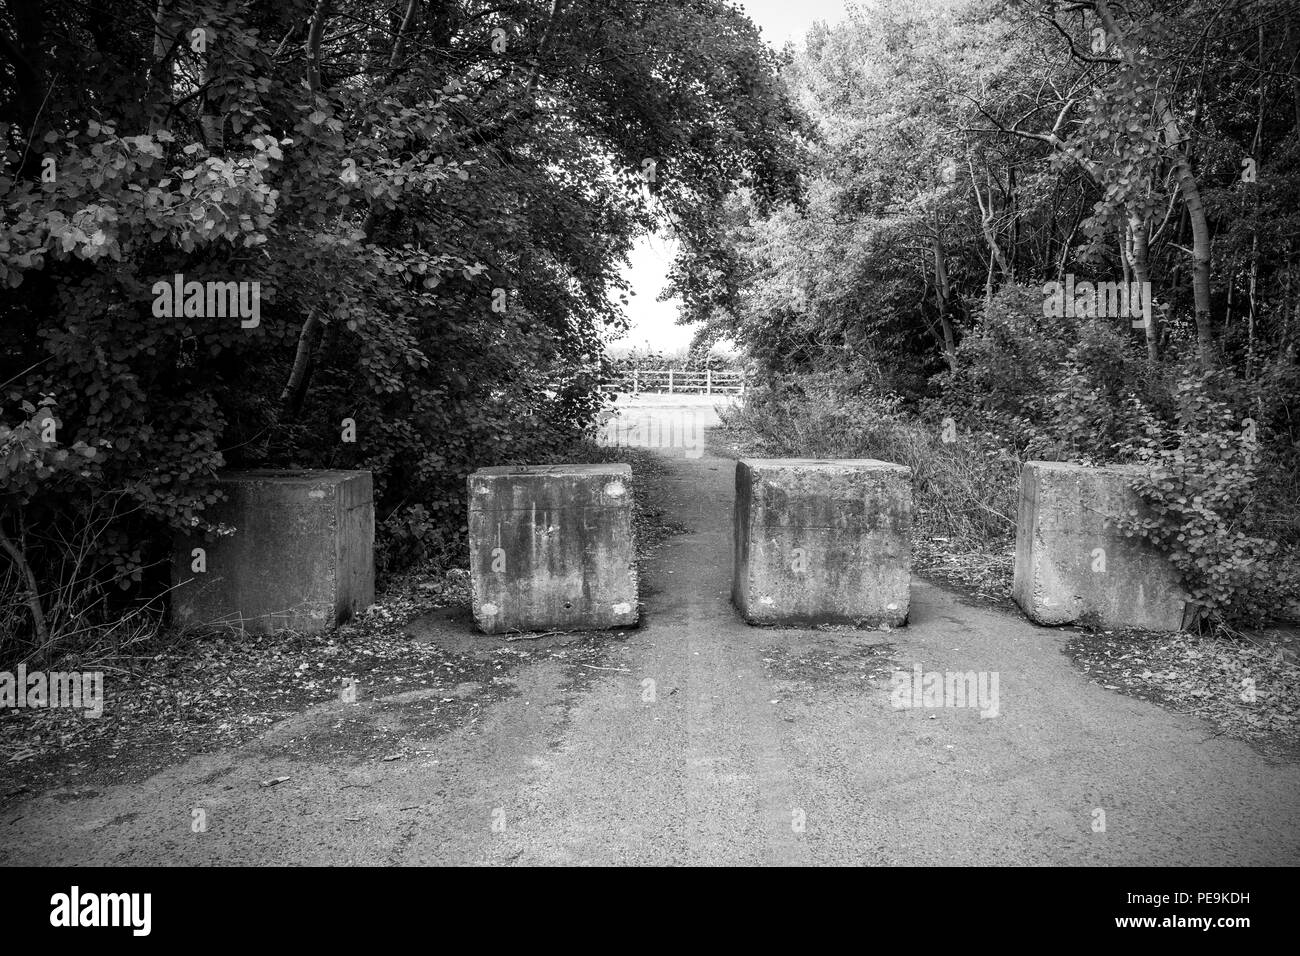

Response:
(932, 210), (958, 372)
(1125, 216), (1160, 361)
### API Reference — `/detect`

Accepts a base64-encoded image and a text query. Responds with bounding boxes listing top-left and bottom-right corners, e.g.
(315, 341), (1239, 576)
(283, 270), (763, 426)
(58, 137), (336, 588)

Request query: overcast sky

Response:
(610, 0), (851, 356)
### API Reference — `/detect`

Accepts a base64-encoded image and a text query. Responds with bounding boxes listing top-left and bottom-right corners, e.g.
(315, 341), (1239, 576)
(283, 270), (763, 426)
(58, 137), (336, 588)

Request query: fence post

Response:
(632, 369), (638, 394)
(668, 369), (674, 394)
(706, 369), (712, 394)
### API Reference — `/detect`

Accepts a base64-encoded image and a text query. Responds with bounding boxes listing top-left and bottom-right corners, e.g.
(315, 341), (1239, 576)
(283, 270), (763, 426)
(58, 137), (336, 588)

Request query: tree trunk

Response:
(1169, 150), (1214, 364)
(1126, 215), (1160, 361)
(1096, 0), (1213, 364)
(279, 312), (324, 420)
(306, 0), (332, 96)
(0, 514), (50, 652)
(1007, 164), (1019, 277)
(968, 159), (1010, 291)
(276, 0), (335, 423)
(932, 212), (958, 372)
(388, 0), (421, 74)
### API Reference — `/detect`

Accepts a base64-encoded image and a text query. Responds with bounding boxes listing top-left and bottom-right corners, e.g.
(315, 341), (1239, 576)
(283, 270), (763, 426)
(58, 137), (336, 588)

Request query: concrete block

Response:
(468, 464), (638, 634)
(732, 459), (911, 626)
(1013, 461), (1189, 630)
(173, 470), (375, 634)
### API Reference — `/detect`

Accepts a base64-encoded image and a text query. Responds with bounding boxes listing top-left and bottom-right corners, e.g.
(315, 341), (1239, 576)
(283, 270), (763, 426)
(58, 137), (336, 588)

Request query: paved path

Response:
(4, 401), (1298, 865)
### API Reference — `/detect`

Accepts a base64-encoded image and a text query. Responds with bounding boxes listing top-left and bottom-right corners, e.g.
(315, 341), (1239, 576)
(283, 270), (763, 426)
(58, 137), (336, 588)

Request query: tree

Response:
(0, 0), (802, 660)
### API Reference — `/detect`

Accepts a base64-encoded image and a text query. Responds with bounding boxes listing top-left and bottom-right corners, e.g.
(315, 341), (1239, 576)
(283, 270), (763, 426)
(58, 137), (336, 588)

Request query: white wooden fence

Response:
(608, 368), (747, 395)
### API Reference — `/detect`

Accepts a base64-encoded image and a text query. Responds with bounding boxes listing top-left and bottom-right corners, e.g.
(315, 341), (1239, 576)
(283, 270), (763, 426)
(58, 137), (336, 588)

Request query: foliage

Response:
(708, 0), (1300, 627)
(941, 284), (1167, 460)
(1118, 374), (1299, 625)
(0, 0), (802, 663)
(606, 348), (741, 373)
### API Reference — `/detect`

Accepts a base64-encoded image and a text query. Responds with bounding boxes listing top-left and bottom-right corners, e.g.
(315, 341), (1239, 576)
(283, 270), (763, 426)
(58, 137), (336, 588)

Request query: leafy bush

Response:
(1119, 372), (1299, 626)
(941, 284), (1166, 461)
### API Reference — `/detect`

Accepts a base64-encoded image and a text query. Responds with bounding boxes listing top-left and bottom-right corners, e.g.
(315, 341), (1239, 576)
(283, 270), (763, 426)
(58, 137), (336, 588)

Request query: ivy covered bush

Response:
(947, 289), (1298, 625)
(1119, 374), (1299, 626)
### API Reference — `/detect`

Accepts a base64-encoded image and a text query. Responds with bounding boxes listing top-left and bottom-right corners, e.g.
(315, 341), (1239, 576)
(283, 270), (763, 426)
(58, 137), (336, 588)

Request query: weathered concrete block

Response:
(173, 470), (375, 634)
(732, 459), (911, 626)
(1013, 461), (1189, 630)
(468, 464), (638, 634)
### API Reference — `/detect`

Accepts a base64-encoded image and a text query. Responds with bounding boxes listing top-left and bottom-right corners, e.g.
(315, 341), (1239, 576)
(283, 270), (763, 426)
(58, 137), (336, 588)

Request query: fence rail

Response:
(608, 368), (747, 395)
